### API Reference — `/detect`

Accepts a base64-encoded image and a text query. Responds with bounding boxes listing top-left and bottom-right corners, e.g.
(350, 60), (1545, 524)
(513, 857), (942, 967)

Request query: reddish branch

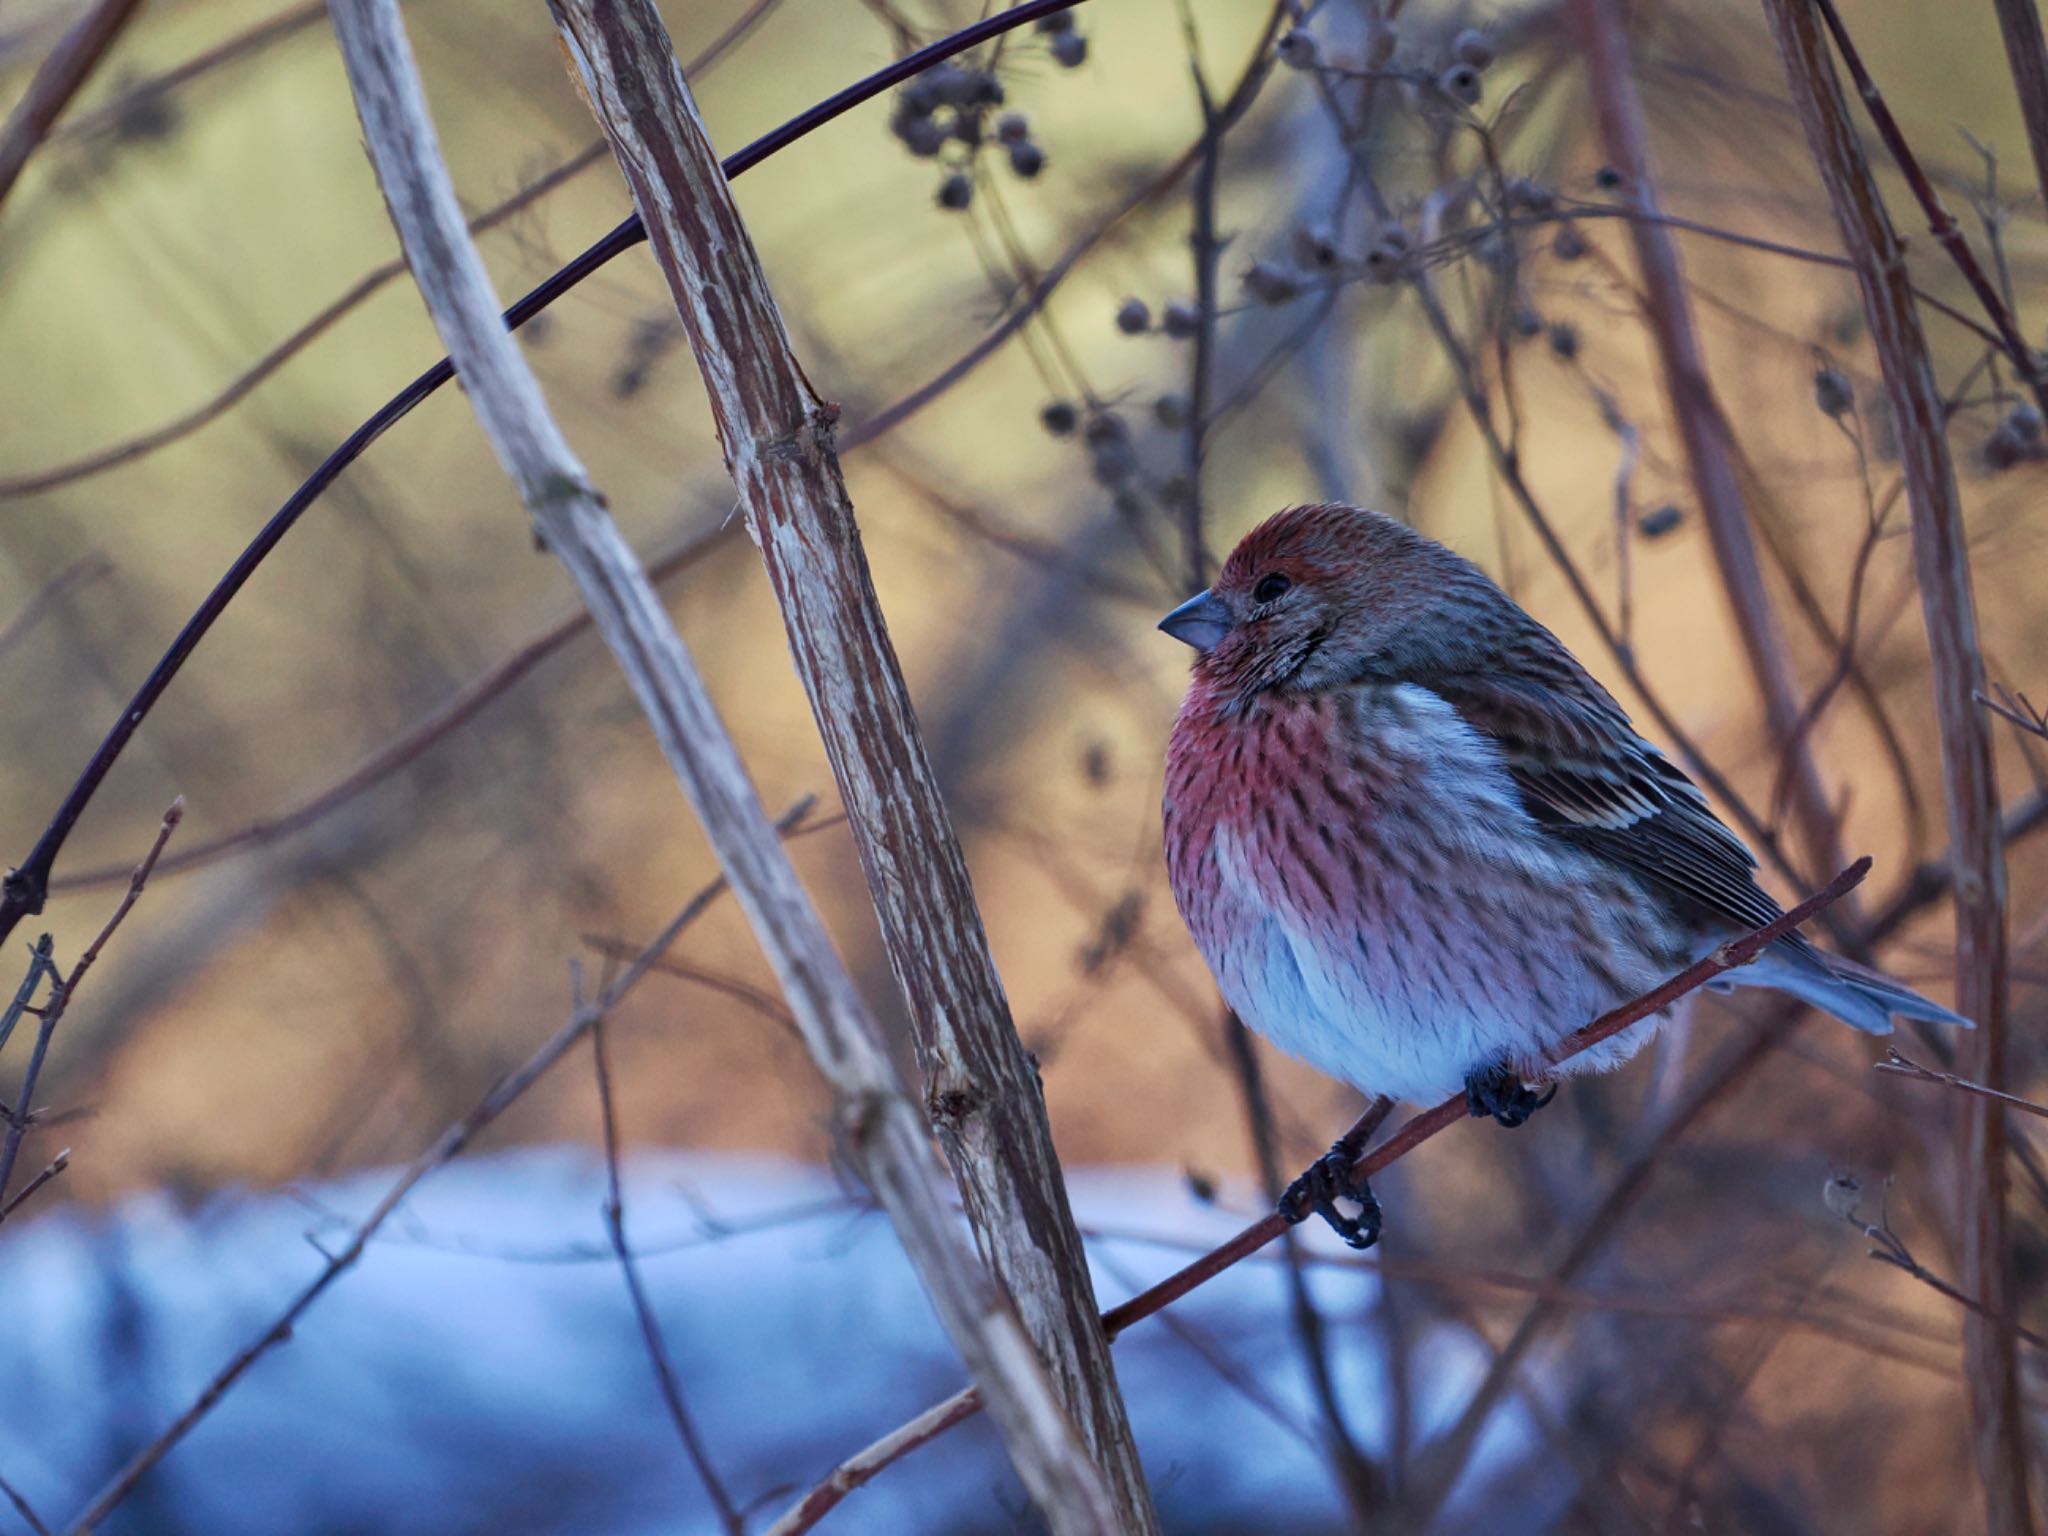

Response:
(1572, 0), (1843, 889)
(1761, 4), (2031, 1532)
(766, 858), (1873, 1534)
(547, 2), (1157, 1530)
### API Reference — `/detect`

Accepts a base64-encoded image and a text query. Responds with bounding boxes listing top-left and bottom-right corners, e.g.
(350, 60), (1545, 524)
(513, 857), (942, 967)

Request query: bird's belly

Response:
(1198, 756), (1676, 1102)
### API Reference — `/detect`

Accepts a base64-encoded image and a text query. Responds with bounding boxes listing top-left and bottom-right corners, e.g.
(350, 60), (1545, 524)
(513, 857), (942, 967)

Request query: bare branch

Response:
(0, 0), (146, 214)
(1876, 1048), (2048, 1121)
(1760, 4), (2030, 1528)
(325, 5), (1122, 1532)
(546, 3), (1158, 1531)
(591, 1017), (744, 1535)
(1573, 0), (1844, 889)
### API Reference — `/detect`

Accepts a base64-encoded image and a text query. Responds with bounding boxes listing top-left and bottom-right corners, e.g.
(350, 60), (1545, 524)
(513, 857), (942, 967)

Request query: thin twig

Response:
(591, 1017), (745, 1535)
(1990, 0), (2048, 230)
(1876, 1049), (2048, 1121)
(0, 1466), (51, 1536)
(0, 799), (182, 1215)
(0, 0), (147, 214)
(51, 0), (324, 142)
(762, 1387), (984, 1536)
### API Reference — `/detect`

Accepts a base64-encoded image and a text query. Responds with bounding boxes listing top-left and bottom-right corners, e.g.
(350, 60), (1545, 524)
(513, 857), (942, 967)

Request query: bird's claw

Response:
(1465, 1063), (1557, 1128)
(1278, 1146), (1382, 1250)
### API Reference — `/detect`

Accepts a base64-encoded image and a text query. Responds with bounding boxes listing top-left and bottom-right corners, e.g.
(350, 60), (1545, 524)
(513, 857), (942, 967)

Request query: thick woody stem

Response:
(1759, 4), (2030, 1532)
(545, 4), (1158, 1533)
(326, 3), (1124, 1532)
(1571, 0), (1844, 890)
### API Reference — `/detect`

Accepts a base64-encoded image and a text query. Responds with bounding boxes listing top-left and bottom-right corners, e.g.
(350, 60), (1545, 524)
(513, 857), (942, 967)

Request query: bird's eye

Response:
(1252, 573), (1292, 604)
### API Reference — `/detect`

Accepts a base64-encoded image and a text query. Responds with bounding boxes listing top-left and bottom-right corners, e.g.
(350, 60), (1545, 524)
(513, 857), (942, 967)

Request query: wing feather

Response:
(1419, 641), (1797, 945)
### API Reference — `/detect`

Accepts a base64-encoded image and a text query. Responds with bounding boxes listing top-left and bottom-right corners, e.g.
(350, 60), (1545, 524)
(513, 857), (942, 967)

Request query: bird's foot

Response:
(1278, 1145), (1382, 1250)
(1465, 1062), (1556, 1128)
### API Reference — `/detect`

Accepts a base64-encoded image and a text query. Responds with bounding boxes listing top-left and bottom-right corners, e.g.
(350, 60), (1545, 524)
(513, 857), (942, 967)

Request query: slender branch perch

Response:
(546, 3), (1158, 1531)
(764, 857), (1874, 1532)
(322, 4), (1121, 1532)
(1759, 5), (2030, 1532)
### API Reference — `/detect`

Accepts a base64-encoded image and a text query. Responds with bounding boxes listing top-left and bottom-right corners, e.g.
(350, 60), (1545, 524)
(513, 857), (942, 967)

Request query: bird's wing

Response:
(1424, 653), (1793, 940)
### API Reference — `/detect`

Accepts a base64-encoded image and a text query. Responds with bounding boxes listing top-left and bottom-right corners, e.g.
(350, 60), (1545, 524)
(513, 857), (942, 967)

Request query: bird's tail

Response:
(1744, 939), (1973, 1035)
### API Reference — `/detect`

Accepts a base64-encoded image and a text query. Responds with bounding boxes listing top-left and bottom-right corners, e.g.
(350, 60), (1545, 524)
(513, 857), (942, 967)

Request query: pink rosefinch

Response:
(1160, 503), (1967, 1247)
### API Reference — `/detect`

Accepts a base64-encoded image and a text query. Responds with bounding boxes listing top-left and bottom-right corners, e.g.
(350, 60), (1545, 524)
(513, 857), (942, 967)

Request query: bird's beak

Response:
(1158, 588), (1233, 653)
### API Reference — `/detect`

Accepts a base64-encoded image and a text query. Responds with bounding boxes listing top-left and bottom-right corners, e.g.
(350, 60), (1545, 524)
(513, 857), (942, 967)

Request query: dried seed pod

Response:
(1822, 1172), (1864, 1222)
(1051, 29), (1088, 67)
(1438, 62), (1482, 106)
(1115, 296), (1152, 335)
(1984, 421), (2026, 471)
(1006, 140), (1046, 179)
(1595, 164), (1625, 190)
(2008, 400), (2043, 443)
(1638, 503), (1683, 538)
(1511, 306), (1543, 340)
(1153, 393), (1189, 429)
(1547, 322), (1579, 360)
(1278, 29), (1318, 69)
(1241, 260), (1302, 305)
(1035, 10), (1075, 32)
(899, 115), (946, 157)
(1041, 399), (1079, 436)
(1504, 175), (1555, 212)
(1813, 366), (1854, 419)
(1452, 27), (1494, 68)
(996, 111), (1031, 143)
(936, 172), (973, 211)
(1291, 223), (1341, 270)
(1363, 237), (1407, 284)
(1551, 221), (1587, 261)
(1160, 300), (1201, 339)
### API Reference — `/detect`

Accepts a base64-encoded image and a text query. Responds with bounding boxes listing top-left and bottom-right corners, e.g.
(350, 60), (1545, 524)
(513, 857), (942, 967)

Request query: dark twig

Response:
(1827, 1180), (2048, 1352)
(0, 0), (1090, 953)
(0, 0), (146, 214)
(591, 1016), (745, 1535)
(1220, 1015), (1381, 1516)
(0, 799), (181, 1215)
(0, 1467), (51, 1536)
(0, 556), (113, 667)
(762, 858), (1874, 1523)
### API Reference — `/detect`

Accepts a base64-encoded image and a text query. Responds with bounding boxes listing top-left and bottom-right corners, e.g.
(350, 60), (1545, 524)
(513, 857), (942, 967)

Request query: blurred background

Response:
(1, 0), (2045, 1529)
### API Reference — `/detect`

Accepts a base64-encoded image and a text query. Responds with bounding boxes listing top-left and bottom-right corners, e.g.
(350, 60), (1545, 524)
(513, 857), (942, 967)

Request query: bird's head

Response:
(1159, 503), (1500, 699)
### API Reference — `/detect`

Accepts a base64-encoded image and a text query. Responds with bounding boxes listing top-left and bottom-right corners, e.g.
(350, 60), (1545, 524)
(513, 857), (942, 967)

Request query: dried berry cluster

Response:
(889, 13), (1086, 213)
